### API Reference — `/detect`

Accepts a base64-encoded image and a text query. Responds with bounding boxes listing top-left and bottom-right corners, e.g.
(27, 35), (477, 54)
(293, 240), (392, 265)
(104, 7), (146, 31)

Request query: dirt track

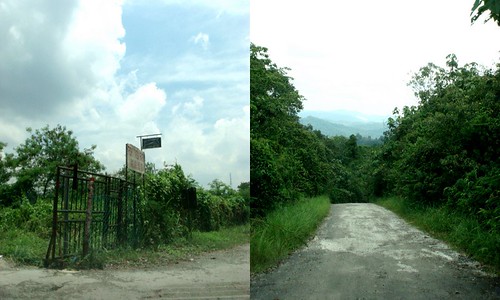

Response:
(0, 244), (249, 299)
(251, 203), (500, 299)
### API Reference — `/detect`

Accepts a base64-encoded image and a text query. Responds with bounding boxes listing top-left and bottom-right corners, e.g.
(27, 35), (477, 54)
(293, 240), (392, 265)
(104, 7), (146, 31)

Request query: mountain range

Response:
(299, 110), (389, 139)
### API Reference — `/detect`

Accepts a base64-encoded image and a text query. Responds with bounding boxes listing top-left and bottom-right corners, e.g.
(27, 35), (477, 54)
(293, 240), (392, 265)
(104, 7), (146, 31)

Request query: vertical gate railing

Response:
(45, 166), (140, 266)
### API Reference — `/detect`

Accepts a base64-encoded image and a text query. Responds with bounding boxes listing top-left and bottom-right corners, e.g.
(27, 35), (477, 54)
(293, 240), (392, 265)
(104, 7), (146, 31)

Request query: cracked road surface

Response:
(251, 203), (499, 299)
(0, 244), (249, 299)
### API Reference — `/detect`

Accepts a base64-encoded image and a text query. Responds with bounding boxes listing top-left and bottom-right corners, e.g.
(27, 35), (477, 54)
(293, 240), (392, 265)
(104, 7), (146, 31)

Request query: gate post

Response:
(83, 177), (95, 257)
(103, 176), (110, 248)
(117, 180), (124, 245)
(45, 167), (61, 266)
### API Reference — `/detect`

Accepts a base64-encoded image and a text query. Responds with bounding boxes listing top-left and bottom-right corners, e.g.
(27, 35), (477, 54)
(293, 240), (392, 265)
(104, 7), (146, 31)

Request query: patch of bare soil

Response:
(0, 244), (249, 299)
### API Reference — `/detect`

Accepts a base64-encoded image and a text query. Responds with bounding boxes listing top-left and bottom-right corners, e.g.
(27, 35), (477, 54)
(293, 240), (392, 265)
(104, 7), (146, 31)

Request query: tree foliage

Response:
(376, 55), (500, 231)
(471, 0), (500, 25)
(0, 125), (104, 205)
(250, 44), (367, 217)
(141, 164), (249, 244)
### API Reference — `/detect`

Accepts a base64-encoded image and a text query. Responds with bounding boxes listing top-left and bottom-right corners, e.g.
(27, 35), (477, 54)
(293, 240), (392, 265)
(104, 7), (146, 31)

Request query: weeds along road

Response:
(0, 244), (249, 299)
(251, 203), (500, 299)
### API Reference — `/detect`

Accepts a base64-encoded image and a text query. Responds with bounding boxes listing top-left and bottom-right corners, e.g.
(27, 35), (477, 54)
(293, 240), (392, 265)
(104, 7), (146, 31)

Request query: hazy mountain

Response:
(299, 111), (389, 139)
(299, 110), (389, 124)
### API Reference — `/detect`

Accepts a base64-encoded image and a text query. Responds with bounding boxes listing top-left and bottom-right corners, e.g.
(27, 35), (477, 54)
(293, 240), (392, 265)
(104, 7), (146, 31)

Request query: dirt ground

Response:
(0, 243), (249, 299)
(251, 203), (500, 299)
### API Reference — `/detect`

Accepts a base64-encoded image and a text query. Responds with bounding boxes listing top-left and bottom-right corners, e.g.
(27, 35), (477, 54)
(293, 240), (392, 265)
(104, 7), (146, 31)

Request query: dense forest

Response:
(250, 44), (372, 218)
(251, 40), (499, 223)
(375, 54), (500, 231)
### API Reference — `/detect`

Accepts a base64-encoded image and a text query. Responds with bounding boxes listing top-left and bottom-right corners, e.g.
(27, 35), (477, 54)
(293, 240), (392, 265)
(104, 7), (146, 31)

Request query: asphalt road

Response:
(0, 243), (249, 299)
(251, 203), (499, 299)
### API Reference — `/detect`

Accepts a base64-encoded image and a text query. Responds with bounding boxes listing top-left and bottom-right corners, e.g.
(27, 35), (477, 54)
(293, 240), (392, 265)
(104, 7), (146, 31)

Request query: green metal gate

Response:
(45, 166), (141, 266)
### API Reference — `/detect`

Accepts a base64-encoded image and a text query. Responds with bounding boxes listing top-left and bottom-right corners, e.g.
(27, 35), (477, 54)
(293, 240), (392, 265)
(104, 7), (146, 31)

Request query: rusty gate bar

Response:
(45, 166), (141, 267)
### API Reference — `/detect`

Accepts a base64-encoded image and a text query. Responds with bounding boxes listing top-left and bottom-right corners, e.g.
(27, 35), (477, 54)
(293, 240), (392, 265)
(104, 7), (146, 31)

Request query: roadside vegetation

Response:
(376, 197), (500, 274)
(0, 126), (249, 268)
(371, 54), (500, 273)
(251, 196), (330, 273)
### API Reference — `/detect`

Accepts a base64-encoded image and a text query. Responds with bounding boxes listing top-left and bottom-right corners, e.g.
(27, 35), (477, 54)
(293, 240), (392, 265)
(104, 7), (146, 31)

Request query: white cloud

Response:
(119, 82), (167, 123)
(161, 102), (249, 187)
(1, 0), (249, 187)
(153, 52), (248, 84)
(191, 32), (210, 50)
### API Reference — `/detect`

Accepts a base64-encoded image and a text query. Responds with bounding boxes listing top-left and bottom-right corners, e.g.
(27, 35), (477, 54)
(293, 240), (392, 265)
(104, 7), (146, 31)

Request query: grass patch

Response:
(0, 229), (48, 266)
(0, 224), (249, 269)
(96, 224), (249, 269)
(251, 195), (331, 273)
(375, 196), (500, 274)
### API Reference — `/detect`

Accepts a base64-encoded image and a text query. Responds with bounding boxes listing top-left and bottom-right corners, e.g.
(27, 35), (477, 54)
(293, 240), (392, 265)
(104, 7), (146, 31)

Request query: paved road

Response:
(251, 203), (499, 299)
(0, 244), (249, 299)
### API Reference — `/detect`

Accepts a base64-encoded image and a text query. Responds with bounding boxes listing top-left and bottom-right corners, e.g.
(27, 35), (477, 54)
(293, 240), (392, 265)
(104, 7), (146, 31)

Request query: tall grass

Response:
(251, 195), (331, 273)
(101, 224), (249, 269)
(376, 197), (500, 274)
(0, 221), (249, 268)
(0, 229), (47, 266)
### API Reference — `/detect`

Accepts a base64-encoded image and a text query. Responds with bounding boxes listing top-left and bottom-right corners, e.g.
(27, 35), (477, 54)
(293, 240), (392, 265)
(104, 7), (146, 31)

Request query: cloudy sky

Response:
(0, 0), (249, 187)
(251, 0), (500, 118)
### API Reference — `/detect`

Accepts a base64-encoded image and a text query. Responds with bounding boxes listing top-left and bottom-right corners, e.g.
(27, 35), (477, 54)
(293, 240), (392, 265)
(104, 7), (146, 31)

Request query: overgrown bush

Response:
(445, 166), (500, 232)
(140, 165), (249, 247)
(0, 197), (52, 238)
(196, 191), (249, 231)
(140, 164), (192, 246)
(374, 55), (500, 238)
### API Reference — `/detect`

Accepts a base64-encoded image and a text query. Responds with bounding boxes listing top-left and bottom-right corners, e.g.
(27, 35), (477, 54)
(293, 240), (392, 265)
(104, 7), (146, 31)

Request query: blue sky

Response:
(251, 0), (500, 117)
(0, 0), (249, 187)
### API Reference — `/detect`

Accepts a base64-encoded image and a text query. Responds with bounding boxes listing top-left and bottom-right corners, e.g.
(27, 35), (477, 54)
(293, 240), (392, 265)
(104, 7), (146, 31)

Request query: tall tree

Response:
(471, 0), (500, 25)
(376, 55), (500, 229)
(250, 43), (366, 216)
(250, 43), (304, 141)
(251, 44), (307, 215)
(8, 124), (104, 202)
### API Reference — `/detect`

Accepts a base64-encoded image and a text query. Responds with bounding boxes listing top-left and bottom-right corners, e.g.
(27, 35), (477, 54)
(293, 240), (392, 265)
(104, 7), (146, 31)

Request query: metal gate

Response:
(45, 166), (141, 266)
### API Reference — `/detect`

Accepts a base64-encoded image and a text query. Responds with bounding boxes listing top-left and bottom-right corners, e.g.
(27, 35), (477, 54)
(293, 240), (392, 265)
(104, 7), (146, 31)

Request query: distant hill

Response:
(299, 114), (388, 139)
(299, 109), (389, 124)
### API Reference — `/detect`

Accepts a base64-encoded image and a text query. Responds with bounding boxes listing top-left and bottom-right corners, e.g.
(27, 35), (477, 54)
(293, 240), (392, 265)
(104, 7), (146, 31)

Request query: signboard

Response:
(142, 137), (161, 149)
(126, 143), (145, 174)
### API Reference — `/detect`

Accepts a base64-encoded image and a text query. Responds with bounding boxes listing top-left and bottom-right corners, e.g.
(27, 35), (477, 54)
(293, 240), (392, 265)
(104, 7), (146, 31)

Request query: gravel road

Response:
(251, 203), (499, 299)
(0, 243), (249, 299)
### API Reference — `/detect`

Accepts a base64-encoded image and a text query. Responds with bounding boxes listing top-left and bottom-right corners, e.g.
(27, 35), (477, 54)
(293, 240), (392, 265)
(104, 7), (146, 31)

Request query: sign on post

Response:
(142, 137), (161, 149)
(126, 143), (145, 174)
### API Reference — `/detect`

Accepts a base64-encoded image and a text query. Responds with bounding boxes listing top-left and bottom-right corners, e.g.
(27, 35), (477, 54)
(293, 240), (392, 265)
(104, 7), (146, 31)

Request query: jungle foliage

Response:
(375, 54), (500, 233)
(471, 0), (500, 25)
(250, 44), (370, 217)
(0, 125), (104, 206)
(142, 166), (249, 246)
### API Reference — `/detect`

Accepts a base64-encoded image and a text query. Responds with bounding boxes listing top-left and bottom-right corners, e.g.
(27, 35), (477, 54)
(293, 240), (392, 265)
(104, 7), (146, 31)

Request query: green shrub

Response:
(0, 229), (47, 266)
(0, 198), (52, 238)
(196, 191), (249, 232)
(251, 196), (330, 273)
(445, 166), (500, 232)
